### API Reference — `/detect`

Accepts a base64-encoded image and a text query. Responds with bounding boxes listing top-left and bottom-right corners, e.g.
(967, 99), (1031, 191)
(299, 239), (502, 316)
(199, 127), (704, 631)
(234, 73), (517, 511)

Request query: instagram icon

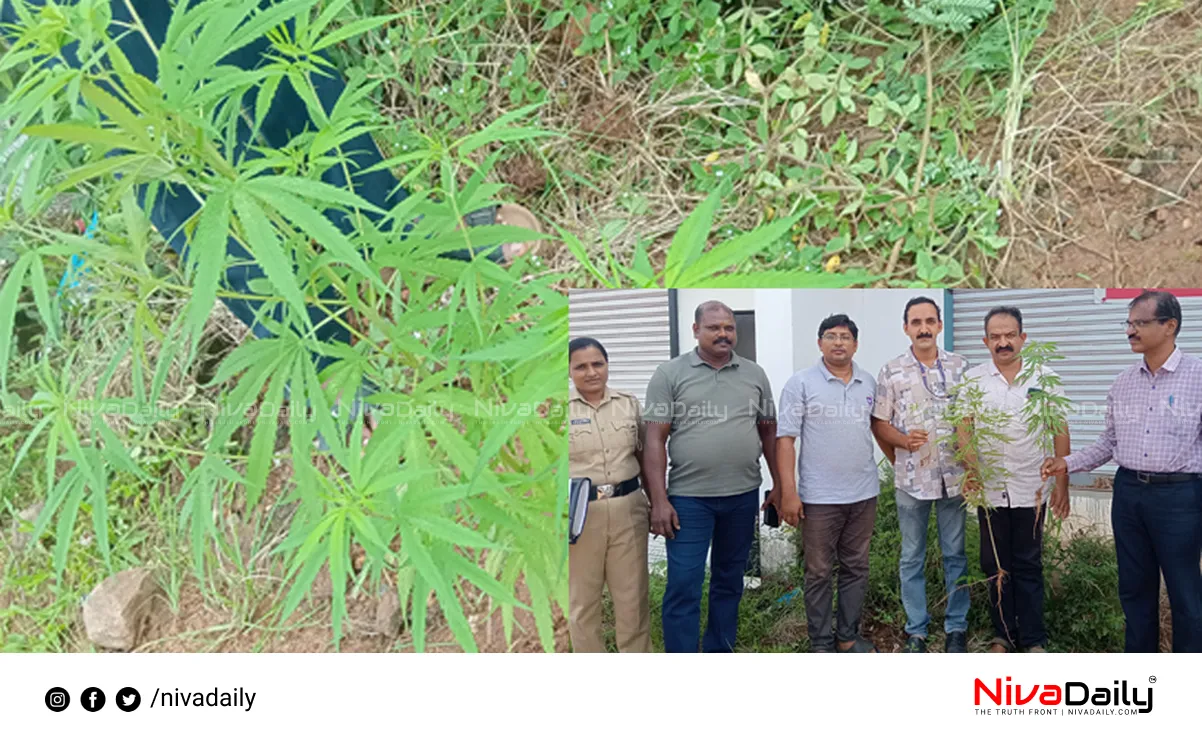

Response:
(44, 687), (70, 712)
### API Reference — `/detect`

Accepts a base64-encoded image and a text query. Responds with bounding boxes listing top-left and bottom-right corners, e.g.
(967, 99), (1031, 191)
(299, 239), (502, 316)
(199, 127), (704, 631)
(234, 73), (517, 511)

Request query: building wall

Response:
(675, 289), (949, 410)
(568, 289), (672, 404)
(787, 289), (949, 388)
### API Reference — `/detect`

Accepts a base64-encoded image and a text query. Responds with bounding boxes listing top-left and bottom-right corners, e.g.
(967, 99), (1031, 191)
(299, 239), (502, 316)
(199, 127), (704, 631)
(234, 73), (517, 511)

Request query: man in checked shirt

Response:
(1043, 290), (1202, 653)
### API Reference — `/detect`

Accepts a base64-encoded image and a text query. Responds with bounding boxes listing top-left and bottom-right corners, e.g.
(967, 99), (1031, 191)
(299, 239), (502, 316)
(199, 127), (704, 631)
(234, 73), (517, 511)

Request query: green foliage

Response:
(1, 0), (566, 651)
(562, 183), (875, 288)
(941, 340), (1072, 511)
(904, 0), (999, 33)
(622, 482), (1122, 651)
(1014, 341), (1071, 452)
(1043, 531), (1125, 652)
(334, 0), (1039, 285)
(941, 378), (1013, 510)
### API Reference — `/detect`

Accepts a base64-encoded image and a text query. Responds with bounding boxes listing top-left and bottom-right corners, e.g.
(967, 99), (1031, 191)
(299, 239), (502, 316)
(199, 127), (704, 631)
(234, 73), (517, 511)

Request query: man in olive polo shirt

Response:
(644, 301), (780, 653)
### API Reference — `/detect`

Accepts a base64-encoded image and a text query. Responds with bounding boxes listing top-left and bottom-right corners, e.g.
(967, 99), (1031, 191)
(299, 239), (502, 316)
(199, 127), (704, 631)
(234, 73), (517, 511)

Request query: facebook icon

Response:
(81, 687), (106, 712)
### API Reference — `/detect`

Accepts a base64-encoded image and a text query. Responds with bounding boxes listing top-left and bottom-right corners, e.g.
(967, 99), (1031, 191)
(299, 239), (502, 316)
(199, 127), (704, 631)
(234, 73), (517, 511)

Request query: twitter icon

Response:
(116, 687), (141, 712)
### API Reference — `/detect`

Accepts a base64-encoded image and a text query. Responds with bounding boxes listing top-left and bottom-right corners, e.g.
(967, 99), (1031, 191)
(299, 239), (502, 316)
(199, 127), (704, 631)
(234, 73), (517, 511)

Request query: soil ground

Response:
(998, 0), (1202, 287)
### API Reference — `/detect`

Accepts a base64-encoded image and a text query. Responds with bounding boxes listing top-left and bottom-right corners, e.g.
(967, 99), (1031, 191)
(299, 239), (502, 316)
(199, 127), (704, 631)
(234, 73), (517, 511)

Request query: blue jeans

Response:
(895, 487), (969, 637)
(662, 489), (758, 653)
(1112, 468), (1202, 653)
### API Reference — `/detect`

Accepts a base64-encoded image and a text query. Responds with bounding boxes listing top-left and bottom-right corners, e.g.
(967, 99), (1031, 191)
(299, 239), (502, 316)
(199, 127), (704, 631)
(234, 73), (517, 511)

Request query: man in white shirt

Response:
(961, 307), (1070, 653)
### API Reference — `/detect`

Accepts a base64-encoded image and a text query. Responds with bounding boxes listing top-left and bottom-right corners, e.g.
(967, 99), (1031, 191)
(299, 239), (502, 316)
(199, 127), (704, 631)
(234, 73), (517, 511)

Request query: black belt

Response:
(589, 476), (640, 501)
(1120, 467), (1202, 485)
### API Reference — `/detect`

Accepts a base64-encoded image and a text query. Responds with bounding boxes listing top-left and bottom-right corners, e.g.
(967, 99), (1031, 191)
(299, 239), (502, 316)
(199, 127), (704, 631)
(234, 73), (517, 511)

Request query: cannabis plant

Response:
(940, 340), (1072, 643)
(1, 0), (565, 651)
(942, 340), (1071, 515)
(1012, 341), (1071, 513)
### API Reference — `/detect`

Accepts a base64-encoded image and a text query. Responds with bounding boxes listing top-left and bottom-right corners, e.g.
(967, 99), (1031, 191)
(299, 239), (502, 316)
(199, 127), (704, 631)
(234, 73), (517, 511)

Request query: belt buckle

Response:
(1137, 471), (1152, 484)
(596, 484), (615, 499)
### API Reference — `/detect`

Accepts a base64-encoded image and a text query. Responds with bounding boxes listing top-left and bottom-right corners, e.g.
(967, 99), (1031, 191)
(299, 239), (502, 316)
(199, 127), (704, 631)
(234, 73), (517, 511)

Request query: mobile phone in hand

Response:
(764, 490), (780, 528)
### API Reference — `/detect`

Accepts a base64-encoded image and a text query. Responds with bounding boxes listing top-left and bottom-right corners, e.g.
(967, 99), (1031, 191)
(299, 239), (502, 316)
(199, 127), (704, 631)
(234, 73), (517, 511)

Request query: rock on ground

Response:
(375, 589), (402, 638)
(9, 501), (44, 550)
(82, 568), (166, 651)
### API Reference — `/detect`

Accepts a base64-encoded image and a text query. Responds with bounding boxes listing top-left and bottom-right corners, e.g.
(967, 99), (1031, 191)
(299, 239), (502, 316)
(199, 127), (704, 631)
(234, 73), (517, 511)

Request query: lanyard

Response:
(911, 348), (948, 399)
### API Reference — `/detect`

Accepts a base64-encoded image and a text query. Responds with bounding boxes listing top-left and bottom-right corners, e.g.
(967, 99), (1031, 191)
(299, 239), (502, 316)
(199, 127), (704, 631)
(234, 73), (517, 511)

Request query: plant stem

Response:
(885, 28), (933, 276)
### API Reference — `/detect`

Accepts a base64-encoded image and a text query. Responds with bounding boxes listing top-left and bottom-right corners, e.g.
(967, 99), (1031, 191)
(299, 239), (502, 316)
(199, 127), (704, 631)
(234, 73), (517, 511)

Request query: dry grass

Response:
(998, 0), (1202, 286)
(358, 0), (1202, 287)
(9, 2), (1201, 299)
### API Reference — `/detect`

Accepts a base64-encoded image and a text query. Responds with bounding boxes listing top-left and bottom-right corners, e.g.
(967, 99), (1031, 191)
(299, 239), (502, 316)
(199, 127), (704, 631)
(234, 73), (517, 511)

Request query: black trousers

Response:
(978, 505), (1047, 649)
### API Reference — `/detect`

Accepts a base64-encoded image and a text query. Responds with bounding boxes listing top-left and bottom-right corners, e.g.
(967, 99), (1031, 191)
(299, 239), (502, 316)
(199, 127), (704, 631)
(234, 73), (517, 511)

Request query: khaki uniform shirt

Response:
(569, 386), (644, 486)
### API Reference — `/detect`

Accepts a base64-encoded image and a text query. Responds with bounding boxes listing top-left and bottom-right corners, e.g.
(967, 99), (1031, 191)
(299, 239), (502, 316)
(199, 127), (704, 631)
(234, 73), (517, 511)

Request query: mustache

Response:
(996, 346), (1013, 353)
(917, 333), (933, 339)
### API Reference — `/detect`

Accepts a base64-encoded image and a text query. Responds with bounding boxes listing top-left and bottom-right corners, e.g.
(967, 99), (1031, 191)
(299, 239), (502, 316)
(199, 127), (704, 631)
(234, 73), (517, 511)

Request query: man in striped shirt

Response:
(1043, 291), (1202, 653)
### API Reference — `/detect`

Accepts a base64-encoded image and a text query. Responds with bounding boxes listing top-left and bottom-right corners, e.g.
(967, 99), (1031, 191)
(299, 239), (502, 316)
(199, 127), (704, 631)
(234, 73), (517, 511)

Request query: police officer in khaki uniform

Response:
(569, 337), (652, 653)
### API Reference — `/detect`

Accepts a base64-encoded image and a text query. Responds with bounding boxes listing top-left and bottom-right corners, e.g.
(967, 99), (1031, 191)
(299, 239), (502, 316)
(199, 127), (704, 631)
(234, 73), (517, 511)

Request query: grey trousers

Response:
(801, 497), (878, 650)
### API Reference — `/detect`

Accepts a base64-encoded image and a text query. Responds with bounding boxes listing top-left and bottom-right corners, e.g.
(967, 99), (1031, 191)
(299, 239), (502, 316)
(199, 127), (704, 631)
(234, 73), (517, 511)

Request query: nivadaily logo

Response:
(974, 676), (1154, 716)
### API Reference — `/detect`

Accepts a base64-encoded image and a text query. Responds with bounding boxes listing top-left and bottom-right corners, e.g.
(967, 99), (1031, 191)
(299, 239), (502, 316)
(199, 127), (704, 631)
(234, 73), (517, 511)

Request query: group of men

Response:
(639, 291), (1201, 653)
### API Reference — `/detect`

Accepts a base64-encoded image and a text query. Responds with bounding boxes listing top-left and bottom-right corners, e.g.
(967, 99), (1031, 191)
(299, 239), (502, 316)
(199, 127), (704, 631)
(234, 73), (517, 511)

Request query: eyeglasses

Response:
(1122, 318), (1168, 330)
(821, 333), (855, 343)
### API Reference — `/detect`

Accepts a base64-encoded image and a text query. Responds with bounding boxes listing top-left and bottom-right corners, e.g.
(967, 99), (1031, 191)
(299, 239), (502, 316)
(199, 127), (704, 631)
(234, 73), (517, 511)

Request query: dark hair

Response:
(984, 306), (1023, 334)
(569, 337), (608, 361)
(904, 296), (941, 324)
(818, 314), (859, 341)
(694, 300), (735, 324)
(1129, 291), (1182, 337)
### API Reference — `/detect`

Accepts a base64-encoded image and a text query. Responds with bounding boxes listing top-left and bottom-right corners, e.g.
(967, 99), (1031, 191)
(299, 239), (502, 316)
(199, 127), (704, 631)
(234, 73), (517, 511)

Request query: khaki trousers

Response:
(568, 489), (652, 652)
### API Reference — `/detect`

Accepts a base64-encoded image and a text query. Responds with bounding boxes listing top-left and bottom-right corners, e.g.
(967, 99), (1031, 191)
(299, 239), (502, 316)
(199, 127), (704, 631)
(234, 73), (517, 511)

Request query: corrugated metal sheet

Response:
(951, 289), (1202, 479)
(569, 289), (674, 567)
(568, 289), (672, 403)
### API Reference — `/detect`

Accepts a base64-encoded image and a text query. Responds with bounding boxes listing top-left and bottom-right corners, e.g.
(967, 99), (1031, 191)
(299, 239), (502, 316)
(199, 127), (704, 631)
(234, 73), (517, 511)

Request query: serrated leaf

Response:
(312, 13), (404, 52)
(22, 123), (142, 153)
(231, 189), (313, 334)
(402, 526), (478, 652)
(0, 252), (32, 394)
(663, 188), (722, 285)
(184, 188), (232, 369)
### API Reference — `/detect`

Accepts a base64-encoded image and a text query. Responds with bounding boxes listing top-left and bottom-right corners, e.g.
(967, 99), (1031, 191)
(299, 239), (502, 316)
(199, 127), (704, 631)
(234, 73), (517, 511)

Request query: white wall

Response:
(788, 289), (948, 389)
(674, 289), (758, 350)
(670, 288), (948, 467)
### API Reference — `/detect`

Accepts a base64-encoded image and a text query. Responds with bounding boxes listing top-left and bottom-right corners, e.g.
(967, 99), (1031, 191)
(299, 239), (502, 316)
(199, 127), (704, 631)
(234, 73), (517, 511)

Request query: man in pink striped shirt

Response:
(1043, 291), (1202, 653)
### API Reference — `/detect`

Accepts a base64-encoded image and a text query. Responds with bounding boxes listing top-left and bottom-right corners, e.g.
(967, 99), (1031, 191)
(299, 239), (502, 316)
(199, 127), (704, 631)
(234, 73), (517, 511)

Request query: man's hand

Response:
(779, 491), (803, 527)
(906, 429), (929, 452)
(761, 485), (781, 514)
(1041, 457), (1068, 480)
(964, 468), (984, 496)
(1051, 483), (1070, 520)
(650, 499), (680, 539)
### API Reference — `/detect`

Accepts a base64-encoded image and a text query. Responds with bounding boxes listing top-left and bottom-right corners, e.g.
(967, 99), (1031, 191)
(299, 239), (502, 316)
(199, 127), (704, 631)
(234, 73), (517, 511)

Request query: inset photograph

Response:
(568, 288), (1202, 652)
